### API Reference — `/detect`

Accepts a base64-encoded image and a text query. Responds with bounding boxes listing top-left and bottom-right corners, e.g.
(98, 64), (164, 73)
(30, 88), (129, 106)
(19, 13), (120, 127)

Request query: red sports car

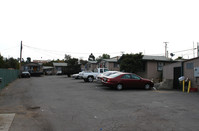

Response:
(102, 72), (154, 90)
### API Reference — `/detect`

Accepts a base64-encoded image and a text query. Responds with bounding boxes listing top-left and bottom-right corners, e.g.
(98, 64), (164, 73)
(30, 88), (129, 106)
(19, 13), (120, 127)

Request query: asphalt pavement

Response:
(0, 76), (199, 131)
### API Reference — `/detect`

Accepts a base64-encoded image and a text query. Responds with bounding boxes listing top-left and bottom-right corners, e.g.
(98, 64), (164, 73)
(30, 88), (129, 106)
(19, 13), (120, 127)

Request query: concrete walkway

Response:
(0, 114), (15, 131)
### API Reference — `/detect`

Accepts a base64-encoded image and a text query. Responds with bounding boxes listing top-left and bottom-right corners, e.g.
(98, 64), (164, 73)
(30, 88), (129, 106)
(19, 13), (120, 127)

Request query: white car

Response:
(72, 73), (80, 79)
(56, 70), (62, 75)
(72, 71), (92, 79)
(21, 71), (31, 78)
(96, 71), (119, 81)
(82, 68), (109, 82)
(79, 71), (91, 79)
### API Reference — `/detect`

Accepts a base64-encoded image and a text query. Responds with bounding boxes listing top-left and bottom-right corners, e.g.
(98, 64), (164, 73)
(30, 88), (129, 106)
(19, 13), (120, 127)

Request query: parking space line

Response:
(0, 113), (15, 131)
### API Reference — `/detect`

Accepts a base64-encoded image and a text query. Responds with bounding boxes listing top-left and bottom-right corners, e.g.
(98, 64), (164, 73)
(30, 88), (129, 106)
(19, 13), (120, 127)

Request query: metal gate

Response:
(0, 69), (19, 89)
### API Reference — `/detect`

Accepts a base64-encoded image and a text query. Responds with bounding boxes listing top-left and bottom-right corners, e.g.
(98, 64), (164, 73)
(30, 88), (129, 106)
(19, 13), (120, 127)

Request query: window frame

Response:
(157, 62), (164, 71)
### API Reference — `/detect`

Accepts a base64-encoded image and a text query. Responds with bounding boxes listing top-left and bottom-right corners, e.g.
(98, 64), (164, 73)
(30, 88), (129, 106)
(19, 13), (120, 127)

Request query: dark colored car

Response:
(102, 72), (154, 90)
(21, 71), (31, 78)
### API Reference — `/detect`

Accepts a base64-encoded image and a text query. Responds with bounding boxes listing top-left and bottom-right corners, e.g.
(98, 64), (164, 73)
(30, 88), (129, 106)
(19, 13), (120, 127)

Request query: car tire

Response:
(116, 84), (123, 90)
(144, 84), (151, 90)
(88, 76), (94, 82)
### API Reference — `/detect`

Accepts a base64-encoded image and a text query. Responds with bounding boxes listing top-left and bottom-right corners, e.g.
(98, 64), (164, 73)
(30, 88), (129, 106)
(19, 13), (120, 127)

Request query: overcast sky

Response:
(0, 0), (199, 60)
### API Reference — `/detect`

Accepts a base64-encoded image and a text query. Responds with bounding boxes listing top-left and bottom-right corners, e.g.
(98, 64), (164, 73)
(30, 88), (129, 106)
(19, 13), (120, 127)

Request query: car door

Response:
(120, 74), (132, 87)
(129, 74), (142, 88)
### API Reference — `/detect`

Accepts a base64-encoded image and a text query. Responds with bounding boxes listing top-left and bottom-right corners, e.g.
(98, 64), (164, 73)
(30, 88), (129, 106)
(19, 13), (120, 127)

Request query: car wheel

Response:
(88, 76), (94, 82)
(116, 84), (123, 90)
(144, 84), (151, 90)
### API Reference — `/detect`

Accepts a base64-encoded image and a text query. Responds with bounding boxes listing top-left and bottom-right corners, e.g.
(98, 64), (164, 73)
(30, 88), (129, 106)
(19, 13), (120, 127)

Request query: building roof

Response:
(181, 56), (199, 63)
(33, 60), (51, 64)
(23, 63), (41, 66)
(87, 61), (98, 64)
(142, 55), (171, 61)
(43, 66), (54, 69)
(102, 55), (171, 62)
(102, 58), (118, 62)
(53, 63), (68, 67)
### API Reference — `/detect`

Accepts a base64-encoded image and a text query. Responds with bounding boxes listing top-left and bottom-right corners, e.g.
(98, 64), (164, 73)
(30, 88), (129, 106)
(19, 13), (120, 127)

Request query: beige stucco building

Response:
(98, 58), (120, 71)
(137, 55), (173, 83)
(163, 57), (199, 91)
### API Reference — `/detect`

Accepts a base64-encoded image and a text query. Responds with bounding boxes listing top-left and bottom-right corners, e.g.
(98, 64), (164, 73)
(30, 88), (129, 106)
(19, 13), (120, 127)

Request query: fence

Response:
(0, 69), (19, 89)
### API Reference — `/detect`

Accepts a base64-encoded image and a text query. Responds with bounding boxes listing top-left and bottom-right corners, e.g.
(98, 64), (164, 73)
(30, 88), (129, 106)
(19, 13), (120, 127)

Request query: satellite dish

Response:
(170, 53), (175, 57)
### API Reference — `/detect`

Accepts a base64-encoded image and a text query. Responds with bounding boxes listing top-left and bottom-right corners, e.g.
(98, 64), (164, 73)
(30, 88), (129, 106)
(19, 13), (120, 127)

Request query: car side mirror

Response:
(0, 78), (2, 83)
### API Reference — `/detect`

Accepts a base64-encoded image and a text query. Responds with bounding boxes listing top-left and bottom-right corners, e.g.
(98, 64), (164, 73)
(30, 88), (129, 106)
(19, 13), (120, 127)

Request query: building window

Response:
(186, 63), (193, 69)
(114, 63), (119, 68)
(157, 62), (164, 71)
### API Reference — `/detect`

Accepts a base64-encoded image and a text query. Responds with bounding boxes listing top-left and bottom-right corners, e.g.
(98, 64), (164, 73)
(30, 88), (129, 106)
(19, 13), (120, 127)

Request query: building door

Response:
(173, 67), (182, 89)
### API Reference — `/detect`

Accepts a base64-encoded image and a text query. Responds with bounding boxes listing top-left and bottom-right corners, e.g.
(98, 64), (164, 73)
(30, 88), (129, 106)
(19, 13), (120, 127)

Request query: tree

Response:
(66, 58), (78, 66)
(1, 57), (19, 69)
(175, 56), (184, 60)
(119, 53), (144, 73)
(62, 54), (81, 76)
(88, 53), (95, 61)
(0, 55), (5, 68)
(79, 59), (87, 65)
(101, 54), (110, 59)
(65, 54), (71, 61)
(96, 54), (110, 62)
(64, 54), (78, 66)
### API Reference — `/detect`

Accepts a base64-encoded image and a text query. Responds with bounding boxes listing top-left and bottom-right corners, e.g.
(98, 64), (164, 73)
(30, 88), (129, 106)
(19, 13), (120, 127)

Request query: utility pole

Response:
(19, 41), (23, 70)
(197, 42), (199, 57)
(193, 41), (195, 58)
(163, 42), (169, 58)
(121, 51), (124, 56)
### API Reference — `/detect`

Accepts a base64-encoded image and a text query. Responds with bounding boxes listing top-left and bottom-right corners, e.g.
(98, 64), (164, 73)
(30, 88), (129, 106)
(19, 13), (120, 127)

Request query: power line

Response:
(23, 46), (64, 59)
(149, 48), (197, 56)
(23, 44), (122, 56)
(172, 48), (196, 54)
(0, 46), (19, 52)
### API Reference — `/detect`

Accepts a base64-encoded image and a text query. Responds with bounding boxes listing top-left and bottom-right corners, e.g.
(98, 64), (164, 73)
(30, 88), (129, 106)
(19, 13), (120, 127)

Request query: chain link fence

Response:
(0, 69), (19, 89)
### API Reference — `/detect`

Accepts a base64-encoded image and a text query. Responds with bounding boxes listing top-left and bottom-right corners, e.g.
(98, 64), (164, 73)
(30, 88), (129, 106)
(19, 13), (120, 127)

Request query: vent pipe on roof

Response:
(164, 42), (169, 58)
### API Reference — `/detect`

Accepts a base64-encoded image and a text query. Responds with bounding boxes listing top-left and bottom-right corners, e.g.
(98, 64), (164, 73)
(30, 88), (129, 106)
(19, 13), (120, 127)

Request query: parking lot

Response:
(0, 76), (199, 131)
